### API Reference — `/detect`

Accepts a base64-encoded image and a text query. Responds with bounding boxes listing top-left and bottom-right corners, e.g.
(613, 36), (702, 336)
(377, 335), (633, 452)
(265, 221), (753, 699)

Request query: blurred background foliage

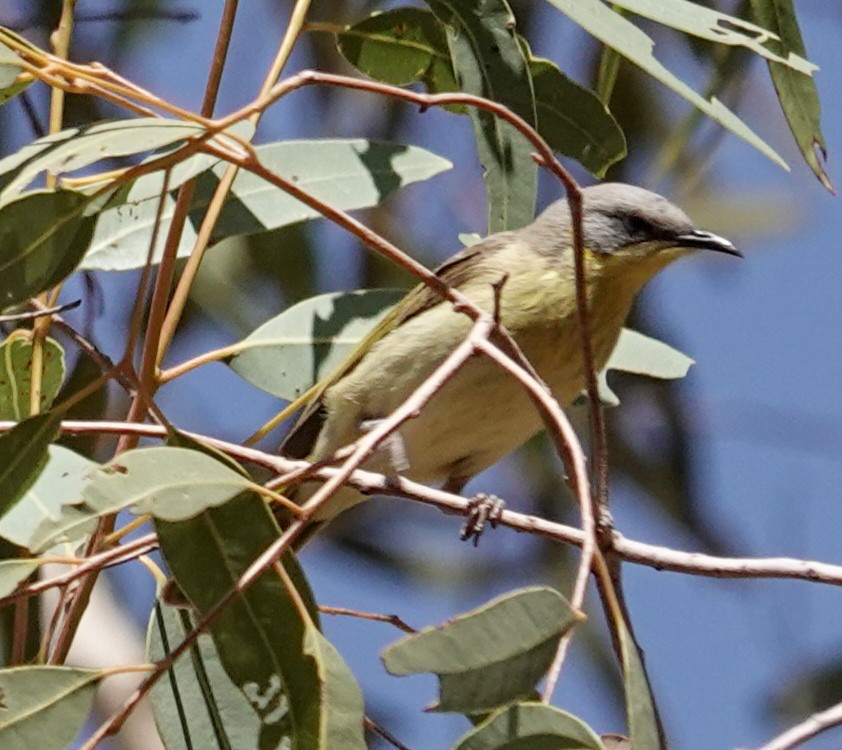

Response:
(1, 1), (840, 748)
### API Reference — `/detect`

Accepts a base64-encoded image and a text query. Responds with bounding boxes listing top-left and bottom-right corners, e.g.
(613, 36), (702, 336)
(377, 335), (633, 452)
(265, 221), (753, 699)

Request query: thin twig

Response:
(751, 700), (842, 750)
(319, 606), (416, 634)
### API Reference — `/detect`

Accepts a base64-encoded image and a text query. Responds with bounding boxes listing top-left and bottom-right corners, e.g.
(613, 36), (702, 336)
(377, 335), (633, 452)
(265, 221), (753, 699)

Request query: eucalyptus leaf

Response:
(454, 702), (605, 750)
(0, 332), (65, 420)
(612, 0), (815, 74)
(148, 599), (262, 750)
(427, 0), (538, 232)
(0, 559), (39, 597)
(619, 622), (662, 750)
(0, 41), (29, 106)
(82, 139), (451, 271)
(157, 492), (365, 750)
(0, 118), (209, 204)
(0, 666), (101, 749)
(0, 190), (96, 309)
(0, 413), (61, 522)
(382, 587), (578, 713)
(547, 0), (787, 169)
(81, 447), (255, 522)
(0, 445), (97, 553)
(749, 0), (831, 191)
(227, 289), (403, 400)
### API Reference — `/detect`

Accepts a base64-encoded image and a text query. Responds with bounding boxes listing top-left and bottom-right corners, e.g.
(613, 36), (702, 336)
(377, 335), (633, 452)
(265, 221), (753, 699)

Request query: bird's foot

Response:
(460, 493), (506, 546)
(360, 419), (410, 474)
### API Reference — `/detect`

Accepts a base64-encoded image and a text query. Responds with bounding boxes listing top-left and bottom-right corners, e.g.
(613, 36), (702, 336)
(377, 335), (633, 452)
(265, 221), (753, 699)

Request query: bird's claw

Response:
(460, 493), (506, 546)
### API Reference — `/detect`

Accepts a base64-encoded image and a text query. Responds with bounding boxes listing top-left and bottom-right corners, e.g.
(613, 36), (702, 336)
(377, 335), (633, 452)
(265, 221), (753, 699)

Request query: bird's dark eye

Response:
(622, 214), (654, 237)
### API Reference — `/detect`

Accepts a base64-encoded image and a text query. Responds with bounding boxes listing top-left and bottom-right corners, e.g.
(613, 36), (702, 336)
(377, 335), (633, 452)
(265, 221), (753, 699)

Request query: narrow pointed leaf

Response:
(0, 190), (96, 309)
(0, 332), (65, 420)
(620, 623), (662, 750)
(0, 41), (29, 106)
(0, 666), (101, 749)
(0, 559), (39, 597)
(82, 139), (451, 271)
(0, 413), (61, 520)
(382, 587), (578, 713)
(0, 445), (97, 552)
(427, 0), (538, 232)
(613, 0), (815, 73)
(749, 0), (831, 191)
(157, 492), (365, 750)
(547, 0), (787, 168)
(148, 599), (262, 750)
(454, 702), (605, 750)
(227, 289), (403, 400)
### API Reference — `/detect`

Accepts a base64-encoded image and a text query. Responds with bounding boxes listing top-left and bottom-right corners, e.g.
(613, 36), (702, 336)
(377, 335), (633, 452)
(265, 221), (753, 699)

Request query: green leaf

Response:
(0, 118), (209, 204)
(547, 0), (787, 169)
(0, 559), (39, 597)
(0, 41), (30, 106)
(157, 492), (365, 750)
(148, 599), (262, 750)
(0, 413), (61, 522)
(454, 702), (605, 750)
(0, 332), (65, 420)
(427, 0), (538, 232)
(528, 53), (626, 177)
(335, 8), (458, 92)
(0, 666), (101, 749)
(227, 289), (403, 400)
(619, 623), (661, 750)
(612, 0), (815, 74)
(748, 0), (832, 191)
(0, 445), (97, 553)
(82, 138), (451, 271)
(0, 190), (97, 309)
(81, 447), (255, 522)
(598, 328), (694, 406)
(382, 587), (578, 713)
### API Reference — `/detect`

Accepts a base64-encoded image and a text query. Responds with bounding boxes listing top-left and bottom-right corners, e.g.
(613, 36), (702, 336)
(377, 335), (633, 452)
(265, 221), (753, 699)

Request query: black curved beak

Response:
(676, 229), (742, 257)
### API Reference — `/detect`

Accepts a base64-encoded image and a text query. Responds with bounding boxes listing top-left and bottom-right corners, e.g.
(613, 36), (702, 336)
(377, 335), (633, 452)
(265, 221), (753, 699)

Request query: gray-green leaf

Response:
(749, 0), (831, 191)
(547, 0), (787, 169)
(382, 587), (578, 713)
(454, 702), (605, 750)
(0, 666), (101, 749)
(0, 333), (65, 420)
(0, 40), (29, 106)
(227, 289), (403, 400)
(82, 139), (451, 271)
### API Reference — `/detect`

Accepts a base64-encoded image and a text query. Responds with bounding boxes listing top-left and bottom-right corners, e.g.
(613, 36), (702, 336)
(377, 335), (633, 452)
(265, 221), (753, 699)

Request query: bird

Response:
(281, 183), (739, 527)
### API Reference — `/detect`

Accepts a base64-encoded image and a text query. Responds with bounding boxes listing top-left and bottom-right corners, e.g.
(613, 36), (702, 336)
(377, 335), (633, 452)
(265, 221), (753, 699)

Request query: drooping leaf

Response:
(527, 53), (626, 177)
(148, 599), (262, 750)
(612, 0), (815, 74)
(227, 289), (403, 400)
(0, 559), (39, 597)
(0, 40), (29, 106)
(547, 0), (787, 169)
(157, 492), (365, 750)
(619, 622), (662, 750)
(0, 190), (97, 309)
(81, 447), (255, 522)
(0, 413), (61, 521)
(748, 0), (832, 191)
(427, 0), (538, 232)
(0, 332), (66, 420)
(82, 139), (451, 271)
(335, 8), (458, 92)
(382, 587), (578, 713)
(454, 702), (605, 750)
(0, 666), (101, 749)
(0, 118), (210, 204)
(598, 328), (694, 406)
(0, 445), (97, 553)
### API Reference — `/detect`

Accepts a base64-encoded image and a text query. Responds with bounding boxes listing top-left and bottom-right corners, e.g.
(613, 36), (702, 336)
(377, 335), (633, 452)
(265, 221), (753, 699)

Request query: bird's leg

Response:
(442, 477), (506, 546)
(359, 419), (410, 474)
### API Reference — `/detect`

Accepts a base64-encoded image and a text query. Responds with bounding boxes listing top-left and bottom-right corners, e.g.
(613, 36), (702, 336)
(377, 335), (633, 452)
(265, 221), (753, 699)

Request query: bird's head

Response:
(526, 183), (740, 283)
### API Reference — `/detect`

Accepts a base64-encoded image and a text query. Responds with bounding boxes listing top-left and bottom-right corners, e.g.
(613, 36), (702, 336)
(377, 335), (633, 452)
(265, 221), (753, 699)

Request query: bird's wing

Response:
(280, 233), (513, 459)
